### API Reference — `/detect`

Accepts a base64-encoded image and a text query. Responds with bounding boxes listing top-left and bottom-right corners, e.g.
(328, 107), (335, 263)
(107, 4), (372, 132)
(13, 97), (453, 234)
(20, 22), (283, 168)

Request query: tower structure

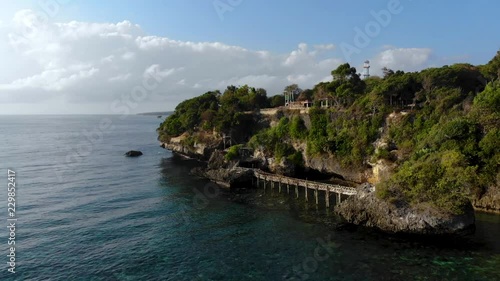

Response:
(363, 60), (370, 79)
(284, 89), (298, 106)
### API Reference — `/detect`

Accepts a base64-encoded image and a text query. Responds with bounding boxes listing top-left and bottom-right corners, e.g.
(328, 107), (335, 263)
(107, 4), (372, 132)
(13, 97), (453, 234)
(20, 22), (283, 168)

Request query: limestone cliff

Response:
(303, 154), (368, 183)
(474, 184), (500, 213)
(336, 184), (476, 235)
(159, 110), (500, 214)
(160, 132), (222, 161)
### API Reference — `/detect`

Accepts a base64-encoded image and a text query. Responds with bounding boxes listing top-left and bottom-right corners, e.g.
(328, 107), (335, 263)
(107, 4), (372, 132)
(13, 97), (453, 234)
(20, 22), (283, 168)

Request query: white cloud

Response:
(0, 9), (435, 114)
(369, 47), (433, 76)
(284, 42), (310, 66)
(108, 73), (131, 82)
(121, 51), (135, 60)
(314, 44), (335, 51)
(101, 55), (114, 63)
(0, 66), (99, 91)
(0, 10), (346, 113)
(143, 64), (180, 79)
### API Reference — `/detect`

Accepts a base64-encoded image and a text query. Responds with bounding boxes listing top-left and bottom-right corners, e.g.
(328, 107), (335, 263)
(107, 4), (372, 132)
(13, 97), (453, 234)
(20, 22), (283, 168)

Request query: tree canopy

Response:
(158, 50), (500, 214)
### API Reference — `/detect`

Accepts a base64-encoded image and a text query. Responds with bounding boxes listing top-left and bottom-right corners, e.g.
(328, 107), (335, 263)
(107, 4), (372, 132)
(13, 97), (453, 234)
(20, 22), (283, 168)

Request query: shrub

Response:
(287, 151), (304, 166)
(289, 116), (307, 139)
(377, 150), (477, 214)
(225, 144), (243, 161)
(274, 142), (295, 161)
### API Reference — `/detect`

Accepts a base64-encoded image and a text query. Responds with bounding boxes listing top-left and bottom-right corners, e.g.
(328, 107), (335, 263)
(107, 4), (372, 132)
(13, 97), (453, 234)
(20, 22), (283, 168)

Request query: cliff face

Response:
(159, 111), (500, 214)
(474, 185), (500, 213)
(160, 133), (222, 161)
(251, 140), (371, 182)
(159, 133), (487, 234)
(336, 184), (476, 235)
(304, 154), (368, 183)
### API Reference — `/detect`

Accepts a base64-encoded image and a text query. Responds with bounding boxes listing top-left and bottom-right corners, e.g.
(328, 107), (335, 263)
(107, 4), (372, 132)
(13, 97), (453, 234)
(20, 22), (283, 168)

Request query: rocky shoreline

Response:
(160, 141), (488, 236)
(335, 184), (476, 236)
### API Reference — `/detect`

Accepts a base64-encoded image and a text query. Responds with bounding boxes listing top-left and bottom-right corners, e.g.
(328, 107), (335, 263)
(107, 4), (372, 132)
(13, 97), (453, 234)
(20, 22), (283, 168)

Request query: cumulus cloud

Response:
(0, 10), (346, 113)
(0, 9), (434, 113)
(314, 44), (336, 51)
(369, 47), (433, 76)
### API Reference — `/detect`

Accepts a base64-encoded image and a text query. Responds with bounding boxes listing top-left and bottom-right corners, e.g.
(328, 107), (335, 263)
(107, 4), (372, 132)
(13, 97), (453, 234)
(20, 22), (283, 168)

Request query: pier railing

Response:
(252, 169), (357, 207)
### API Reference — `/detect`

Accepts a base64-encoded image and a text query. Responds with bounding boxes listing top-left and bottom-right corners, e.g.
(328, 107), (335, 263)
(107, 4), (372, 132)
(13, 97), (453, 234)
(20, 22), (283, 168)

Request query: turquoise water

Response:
(0, 115), (499, 281)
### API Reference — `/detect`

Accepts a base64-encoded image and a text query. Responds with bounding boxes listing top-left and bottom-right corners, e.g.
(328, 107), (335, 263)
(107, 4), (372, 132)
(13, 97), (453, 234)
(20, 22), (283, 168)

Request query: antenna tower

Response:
(363, 60), (370, 79)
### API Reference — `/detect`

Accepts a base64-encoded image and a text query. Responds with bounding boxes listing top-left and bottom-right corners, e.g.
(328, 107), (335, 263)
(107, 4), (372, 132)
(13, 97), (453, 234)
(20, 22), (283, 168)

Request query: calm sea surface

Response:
(0, 115), (499, 281)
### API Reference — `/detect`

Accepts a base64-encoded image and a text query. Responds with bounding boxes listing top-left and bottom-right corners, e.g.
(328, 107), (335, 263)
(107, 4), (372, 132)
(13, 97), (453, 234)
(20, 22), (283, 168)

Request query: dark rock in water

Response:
(335, 184), (476, 236)
(125, 150), (143, 157)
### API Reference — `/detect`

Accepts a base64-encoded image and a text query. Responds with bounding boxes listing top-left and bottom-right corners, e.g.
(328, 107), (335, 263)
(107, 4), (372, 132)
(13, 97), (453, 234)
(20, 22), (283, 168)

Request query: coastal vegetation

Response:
(158, 51), (500, 215)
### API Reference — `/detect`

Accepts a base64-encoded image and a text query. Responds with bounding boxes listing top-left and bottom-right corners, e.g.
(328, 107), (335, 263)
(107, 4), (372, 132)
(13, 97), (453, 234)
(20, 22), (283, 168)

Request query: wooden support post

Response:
(326, 188), (330, 208)
(295, 183), (299, 199)
(257, 176), (259, 188)
(337, 193), (341, 205)
(287, 181), (290, 194)
(279, 178), (282, 193)
(305, 182), (308, 202)
(264, 177), (267, 193)
(315, 186), (319, 205)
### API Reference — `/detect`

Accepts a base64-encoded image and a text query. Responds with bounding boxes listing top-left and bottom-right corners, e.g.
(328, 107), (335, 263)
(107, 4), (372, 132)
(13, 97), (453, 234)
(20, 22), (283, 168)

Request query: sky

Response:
(0, 0), (499, 114)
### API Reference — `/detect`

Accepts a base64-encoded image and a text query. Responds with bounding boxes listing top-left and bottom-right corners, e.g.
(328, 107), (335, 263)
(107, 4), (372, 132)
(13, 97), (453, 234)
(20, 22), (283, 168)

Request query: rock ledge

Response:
(335, 184), (475, 235)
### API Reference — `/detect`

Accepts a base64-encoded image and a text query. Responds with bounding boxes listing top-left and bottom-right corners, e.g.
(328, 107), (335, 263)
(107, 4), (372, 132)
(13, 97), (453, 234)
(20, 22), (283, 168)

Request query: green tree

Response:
(297, 89), (313, 101)
(331, 63), (357, 81)
(284, 84), (302, 94)
(480, 50), (500, 81)
(328, 63), (365, 106)
(471, 81), (500, 131)
(307, 108), (329, 154)
(268, 95), (285, 107)
(289, 116), (307, 139)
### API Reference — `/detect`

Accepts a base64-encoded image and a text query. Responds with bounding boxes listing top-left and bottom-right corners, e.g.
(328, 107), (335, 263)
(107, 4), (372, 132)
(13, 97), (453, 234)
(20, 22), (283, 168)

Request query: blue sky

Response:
(65, 0), (500, 63)
(0, 0), (499, 114)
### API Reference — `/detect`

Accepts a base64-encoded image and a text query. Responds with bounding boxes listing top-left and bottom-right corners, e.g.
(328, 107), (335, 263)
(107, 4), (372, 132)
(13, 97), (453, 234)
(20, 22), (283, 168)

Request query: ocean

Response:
(0, 115), (499, 281)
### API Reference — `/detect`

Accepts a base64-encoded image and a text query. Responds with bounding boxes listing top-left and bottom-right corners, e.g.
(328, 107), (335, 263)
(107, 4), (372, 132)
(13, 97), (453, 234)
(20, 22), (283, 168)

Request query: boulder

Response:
(205, 167), (254, 187)
(335, 184), (476, 235)
(125, 150), (143, 157)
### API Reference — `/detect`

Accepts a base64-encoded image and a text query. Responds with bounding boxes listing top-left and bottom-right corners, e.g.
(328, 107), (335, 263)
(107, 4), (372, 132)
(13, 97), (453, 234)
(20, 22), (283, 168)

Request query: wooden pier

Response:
(252, 169), (357, 208)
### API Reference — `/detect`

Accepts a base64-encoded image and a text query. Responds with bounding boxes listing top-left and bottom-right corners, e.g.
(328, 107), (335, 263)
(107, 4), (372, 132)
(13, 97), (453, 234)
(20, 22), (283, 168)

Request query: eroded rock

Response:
(335, 184), (476, 235)
(473, 185), (500, 213)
